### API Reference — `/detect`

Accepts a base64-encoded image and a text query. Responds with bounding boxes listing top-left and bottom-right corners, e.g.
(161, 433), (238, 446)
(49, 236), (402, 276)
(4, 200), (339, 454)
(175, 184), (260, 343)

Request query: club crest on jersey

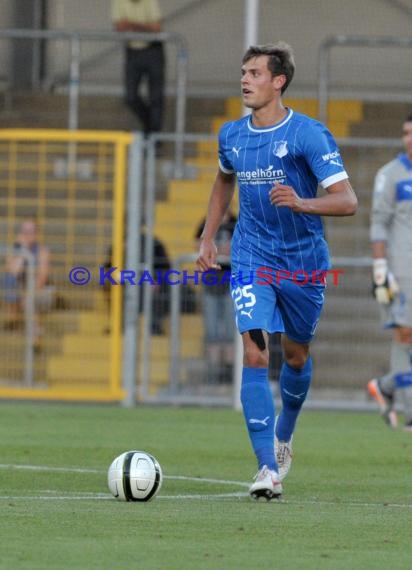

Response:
(273, 141), (288, 158)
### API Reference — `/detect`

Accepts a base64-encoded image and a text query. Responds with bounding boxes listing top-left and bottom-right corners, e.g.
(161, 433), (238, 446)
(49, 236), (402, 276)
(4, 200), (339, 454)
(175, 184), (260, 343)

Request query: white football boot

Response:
(275, 436), (293, 481)
(249, 465), (282, 500)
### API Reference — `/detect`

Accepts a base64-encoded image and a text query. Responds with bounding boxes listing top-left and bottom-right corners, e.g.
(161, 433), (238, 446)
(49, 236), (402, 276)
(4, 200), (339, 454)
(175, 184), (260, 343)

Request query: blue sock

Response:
(240, 367), (277, 470)
(276, 357), (312, 442)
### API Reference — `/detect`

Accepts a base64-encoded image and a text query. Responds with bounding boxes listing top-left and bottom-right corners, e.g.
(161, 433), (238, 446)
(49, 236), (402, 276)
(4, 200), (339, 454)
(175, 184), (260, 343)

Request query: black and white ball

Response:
(107, 450), (163, 502)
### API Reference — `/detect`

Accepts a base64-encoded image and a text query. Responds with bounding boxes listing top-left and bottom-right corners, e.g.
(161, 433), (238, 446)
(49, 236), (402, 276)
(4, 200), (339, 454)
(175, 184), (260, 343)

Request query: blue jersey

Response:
(218, 109), (348, 274)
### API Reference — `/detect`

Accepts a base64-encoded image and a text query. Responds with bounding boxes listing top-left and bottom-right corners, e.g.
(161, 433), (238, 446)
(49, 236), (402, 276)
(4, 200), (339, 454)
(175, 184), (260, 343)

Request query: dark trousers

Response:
(125, 43), (165, 134)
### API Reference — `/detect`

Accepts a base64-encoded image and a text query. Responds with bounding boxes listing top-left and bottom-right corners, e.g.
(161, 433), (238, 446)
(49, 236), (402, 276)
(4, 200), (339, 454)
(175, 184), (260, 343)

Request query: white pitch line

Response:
(0, 492), (248, 501)
(0, 463), (102, 474)
(164, 474), (249, 488)
(159, 492), (247, 500)
(0, 463), (249, 488)
(1, 464), (412, 509)
(0, 495), (114, 501)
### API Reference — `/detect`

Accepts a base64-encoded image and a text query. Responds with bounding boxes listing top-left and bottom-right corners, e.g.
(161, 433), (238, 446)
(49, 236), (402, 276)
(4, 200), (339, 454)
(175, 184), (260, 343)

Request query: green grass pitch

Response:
(1, 402), (412, 569)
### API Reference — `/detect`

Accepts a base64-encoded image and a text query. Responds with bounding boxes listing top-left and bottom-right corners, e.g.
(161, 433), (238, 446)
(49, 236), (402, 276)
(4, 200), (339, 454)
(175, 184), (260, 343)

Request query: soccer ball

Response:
(107, 450), (163, 502)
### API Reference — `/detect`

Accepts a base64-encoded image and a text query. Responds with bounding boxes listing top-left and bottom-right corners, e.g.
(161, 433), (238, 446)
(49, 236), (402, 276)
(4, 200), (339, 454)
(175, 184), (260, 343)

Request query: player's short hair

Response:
(404, 114), (412, 123)
(242, 41), (295, 94)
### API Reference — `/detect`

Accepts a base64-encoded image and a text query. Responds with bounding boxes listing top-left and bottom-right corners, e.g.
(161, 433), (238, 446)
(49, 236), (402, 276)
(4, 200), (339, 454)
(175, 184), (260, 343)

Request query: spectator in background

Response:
(2, 218), (52, 350)
(112, 0), (165, 135)
(140, 231), (171, 335)
(367, 114), (412, 431)
(103, 231), (171, 335)
(195, 209), (237, 383)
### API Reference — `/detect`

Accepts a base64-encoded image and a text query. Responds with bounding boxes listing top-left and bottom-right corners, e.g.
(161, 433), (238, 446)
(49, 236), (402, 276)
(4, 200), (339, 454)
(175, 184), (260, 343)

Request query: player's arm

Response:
(371, 240), (386, 260)
(269, 178), (357, 216)
(196, 169), (236, 272)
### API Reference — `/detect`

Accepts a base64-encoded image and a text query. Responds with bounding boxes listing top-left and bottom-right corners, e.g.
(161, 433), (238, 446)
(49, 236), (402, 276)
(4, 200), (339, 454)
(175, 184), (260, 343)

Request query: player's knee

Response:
(284, 354), (308, 369)
(244, 330), (268, 367)
(283, 343), (310, 370)
(244, 347), (267, 368)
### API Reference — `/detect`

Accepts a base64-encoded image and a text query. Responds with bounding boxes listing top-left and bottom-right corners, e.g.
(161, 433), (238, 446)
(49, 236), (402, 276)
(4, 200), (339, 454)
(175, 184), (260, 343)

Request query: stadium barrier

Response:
(133, 133), (401, 408)
(0, 129), (403, 408)
(0, 28), (188, 178)
(0, 128), (136, 402)
(318, 35), (412, 125)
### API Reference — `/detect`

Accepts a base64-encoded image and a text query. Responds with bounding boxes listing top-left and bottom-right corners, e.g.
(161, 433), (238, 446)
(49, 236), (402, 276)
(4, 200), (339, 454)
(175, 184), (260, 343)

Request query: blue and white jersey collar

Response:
(398, 152), (412, 171)
(247, 108), (293, 133)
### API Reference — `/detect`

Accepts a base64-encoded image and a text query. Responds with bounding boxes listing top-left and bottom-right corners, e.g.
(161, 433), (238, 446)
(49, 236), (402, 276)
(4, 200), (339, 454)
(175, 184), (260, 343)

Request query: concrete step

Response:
(351, 120), (404, 138)
(316, 318), (390, 343)
(327, 232), (370, 258)
(349, 102), (410, 137)
(226, 97), (363, 122)
(357, 101), (411, 123)
(311, 339), (391, 389)
(167, 179), (212, 203)
(47, 356), (110, 383)
(0, 91), (226, 133)
(0, 362), (47, 384)
(322, 292), (379, 319)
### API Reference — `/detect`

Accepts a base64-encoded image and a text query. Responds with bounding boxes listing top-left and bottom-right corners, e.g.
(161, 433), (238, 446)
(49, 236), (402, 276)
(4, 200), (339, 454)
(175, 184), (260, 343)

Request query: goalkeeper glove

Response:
(372, 258), (400, 305)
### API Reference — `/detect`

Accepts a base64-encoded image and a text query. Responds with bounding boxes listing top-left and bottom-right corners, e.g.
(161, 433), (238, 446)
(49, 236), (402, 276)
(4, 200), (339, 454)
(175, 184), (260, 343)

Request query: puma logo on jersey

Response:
(249, 416), (270, 426)
(240, 308), (254, 319)
(232, 146), (241, 157)
(283, 388), (306, 399)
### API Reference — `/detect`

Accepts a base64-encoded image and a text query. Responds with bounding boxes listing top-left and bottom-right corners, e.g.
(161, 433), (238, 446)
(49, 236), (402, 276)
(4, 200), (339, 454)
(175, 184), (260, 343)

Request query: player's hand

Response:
(196, 239), (221, 272)
(269, 182), (304, 212)
(372, 258), (400, 304)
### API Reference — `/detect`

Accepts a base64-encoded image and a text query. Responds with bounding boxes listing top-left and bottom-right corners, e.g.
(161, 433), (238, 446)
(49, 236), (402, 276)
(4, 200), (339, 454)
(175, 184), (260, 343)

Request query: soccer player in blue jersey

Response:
(197, 42), (357, 500)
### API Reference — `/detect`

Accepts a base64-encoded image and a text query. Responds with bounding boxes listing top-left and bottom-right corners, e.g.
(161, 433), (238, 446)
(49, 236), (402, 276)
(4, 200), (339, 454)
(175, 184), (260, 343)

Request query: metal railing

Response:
(0, 28), (188, 176)
(0, 130), (404, 407)
(0, 128), (135, 402)
(318, 35), (412, 125)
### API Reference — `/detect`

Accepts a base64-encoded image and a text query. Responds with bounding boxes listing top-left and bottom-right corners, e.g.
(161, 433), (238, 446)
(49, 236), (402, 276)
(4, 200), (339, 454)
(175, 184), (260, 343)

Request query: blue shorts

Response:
(230, 269), (326, 344)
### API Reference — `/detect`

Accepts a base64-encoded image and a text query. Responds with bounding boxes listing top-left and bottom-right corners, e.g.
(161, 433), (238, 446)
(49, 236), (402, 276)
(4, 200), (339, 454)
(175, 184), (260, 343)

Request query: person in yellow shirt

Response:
(112, 0), (165, 134)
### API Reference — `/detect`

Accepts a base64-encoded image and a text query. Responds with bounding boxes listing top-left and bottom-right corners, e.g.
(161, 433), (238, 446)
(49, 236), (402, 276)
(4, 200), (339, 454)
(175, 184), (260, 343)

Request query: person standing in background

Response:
(3, 218), (52, 351)
(195, 209), (237, 384)
(112, 0), (165, 134)
(367, 114), (412, 431)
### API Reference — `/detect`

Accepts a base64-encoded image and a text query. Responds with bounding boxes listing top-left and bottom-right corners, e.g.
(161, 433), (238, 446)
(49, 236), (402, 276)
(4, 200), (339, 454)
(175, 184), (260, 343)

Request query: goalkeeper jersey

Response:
(218, 108), (348, 274)
(370, 153), (412, 278)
